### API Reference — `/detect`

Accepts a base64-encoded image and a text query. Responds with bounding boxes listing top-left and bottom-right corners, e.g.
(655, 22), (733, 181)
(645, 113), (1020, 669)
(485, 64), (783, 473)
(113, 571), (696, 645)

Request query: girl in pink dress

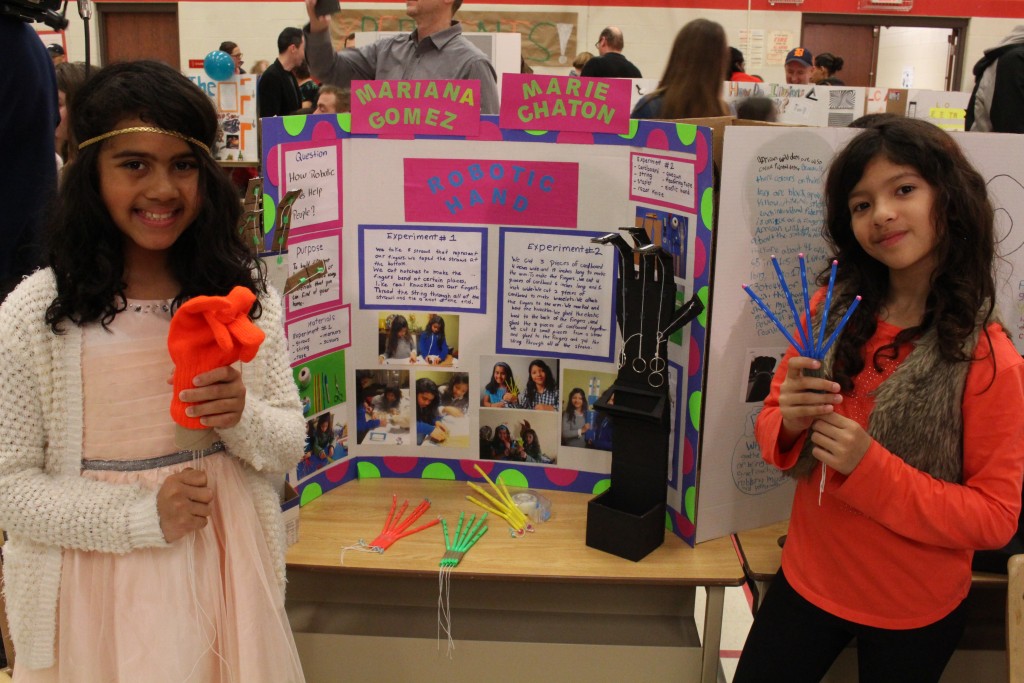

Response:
(0, 61), (305, 681)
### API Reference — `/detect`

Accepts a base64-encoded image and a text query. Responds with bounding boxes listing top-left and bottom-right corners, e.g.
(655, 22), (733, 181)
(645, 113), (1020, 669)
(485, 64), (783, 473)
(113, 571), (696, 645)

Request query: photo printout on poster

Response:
(629, 152), (696, 211)
(288, 229), (342, 315)
(280, 141), (343, 230)
(287, 305), (352, 364)
(358, 225), (486, 312)
(498, 228), (615, 361)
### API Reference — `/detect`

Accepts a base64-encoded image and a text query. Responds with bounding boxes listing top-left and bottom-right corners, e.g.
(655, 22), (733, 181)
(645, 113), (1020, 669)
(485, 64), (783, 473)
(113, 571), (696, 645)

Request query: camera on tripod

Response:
(2, 0), (67, 30)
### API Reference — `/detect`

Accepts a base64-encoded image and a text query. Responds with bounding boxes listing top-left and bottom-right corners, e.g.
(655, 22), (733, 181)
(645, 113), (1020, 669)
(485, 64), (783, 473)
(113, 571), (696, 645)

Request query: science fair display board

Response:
(724, 82), (866, 128)
(184, 69), (258, 162)
(698, 124), (1024, 542)
(260, 76), (715, 544)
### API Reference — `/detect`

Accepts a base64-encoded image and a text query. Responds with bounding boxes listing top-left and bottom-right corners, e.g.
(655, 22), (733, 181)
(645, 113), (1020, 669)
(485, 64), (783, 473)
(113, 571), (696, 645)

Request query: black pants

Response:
(733, 569), (967, 683)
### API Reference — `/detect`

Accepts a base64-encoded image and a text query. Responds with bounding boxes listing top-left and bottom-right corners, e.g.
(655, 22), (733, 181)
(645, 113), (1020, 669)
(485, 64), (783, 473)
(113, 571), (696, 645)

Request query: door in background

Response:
(99, 4), (179, 68)
(802, 22), (878, 87)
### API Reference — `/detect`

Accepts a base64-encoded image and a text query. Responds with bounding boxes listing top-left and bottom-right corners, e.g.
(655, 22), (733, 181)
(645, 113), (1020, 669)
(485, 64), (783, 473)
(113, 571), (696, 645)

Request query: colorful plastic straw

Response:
(771, 256), (811, 354)
(815, 261), (838, 355)
(369, 495), (440, 551)
(440, 512), (489, 567)
(799, 254), (813, 353)
(742, 257), (860, 361)
(742, 284), (807, 356)
(818, 296), (862, 359)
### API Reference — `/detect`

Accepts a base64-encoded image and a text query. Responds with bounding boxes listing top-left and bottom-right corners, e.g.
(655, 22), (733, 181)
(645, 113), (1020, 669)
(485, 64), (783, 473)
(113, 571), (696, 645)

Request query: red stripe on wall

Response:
(92, 0), (1023, 19)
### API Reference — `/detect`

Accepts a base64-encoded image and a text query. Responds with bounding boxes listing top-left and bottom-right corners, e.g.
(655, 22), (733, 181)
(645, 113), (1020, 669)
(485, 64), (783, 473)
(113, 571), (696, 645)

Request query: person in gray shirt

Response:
(303, 0), (500, 115)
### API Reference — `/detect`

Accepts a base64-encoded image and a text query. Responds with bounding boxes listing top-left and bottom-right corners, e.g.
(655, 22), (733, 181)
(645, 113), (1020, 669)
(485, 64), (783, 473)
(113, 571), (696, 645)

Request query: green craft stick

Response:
(460, 513), (488, 550)
(452, 511), (464, 549)
(455, 513), (475, 548)
(460, 525), (488, 553)
(441, 518), (451, 551)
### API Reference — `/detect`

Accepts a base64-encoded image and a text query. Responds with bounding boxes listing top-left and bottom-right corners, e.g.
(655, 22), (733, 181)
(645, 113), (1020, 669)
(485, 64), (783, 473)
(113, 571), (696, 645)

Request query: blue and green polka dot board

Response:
(264, 116), (714, 544)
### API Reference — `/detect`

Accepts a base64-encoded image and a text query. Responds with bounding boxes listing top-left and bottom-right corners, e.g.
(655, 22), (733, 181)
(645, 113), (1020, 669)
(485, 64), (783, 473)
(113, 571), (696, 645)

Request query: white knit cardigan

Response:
(0, 270), (305, 670)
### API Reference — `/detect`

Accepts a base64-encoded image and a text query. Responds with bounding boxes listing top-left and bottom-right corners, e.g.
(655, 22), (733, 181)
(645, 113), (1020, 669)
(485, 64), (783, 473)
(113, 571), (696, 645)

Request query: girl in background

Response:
(440, 372), (470, 417)
(54, 61), (88, 166)
(356, 384), (387, 443)
(0, 61), (305, 680)
(372, 384), (409, 430)
(486, 424), (520, 460)
(292, 61), (319, 108)
(372, 385), (404, 415)
(482, 361), (518, 408)
(310, 413), (335, 463)
(734, 118), (1024, 682)
(415, 377), (448, 445)
(561, 387), (590, 447)
(418, 313), (450, 365)
(516, 359), (559, 411)
(383, 314), (415, 361)
(812, 52), (845, 86)
(520, 427), (552, 464)
(632, 19), (731, 120)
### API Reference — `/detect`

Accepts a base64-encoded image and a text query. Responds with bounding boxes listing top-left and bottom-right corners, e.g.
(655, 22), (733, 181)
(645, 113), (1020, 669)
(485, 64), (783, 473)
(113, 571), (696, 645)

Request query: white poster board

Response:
(697, 125), (1024, 542)
(724, 83), (865, 128)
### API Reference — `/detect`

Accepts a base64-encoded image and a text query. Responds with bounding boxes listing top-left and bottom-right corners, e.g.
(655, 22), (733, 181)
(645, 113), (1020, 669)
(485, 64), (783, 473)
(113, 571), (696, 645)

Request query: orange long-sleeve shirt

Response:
(757, 312), (1024, 629)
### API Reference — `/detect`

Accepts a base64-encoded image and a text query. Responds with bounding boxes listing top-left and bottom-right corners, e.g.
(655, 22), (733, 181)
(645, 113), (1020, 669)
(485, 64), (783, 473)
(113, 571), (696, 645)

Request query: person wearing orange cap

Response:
(785, 46), (814, 84)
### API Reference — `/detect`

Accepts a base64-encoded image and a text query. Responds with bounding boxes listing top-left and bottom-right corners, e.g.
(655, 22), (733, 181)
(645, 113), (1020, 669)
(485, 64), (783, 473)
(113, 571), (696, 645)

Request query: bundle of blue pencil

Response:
(742, 254), (861, 361)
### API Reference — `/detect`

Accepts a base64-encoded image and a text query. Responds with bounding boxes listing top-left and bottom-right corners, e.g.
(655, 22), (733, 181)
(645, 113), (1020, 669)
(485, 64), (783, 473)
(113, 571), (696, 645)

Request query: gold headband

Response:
(78, 126), (211, 155)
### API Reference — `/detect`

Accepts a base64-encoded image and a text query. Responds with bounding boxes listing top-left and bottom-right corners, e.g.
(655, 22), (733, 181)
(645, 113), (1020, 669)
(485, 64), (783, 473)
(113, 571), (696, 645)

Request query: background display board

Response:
(261, 114), (715, 544)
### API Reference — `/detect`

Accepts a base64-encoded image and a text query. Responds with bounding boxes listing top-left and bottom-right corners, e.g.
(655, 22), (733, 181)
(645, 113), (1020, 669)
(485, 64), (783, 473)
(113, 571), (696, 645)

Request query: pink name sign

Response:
(499, 74), (631, 134)
(404, 158), (579, 228)
(351, 79), (481, 137)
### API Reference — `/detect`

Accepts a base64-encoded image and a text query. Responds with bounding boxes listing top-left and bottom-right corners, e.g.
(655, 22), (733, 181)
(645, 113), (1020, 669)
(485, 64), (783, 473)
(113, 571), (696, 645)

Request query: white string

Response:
(436, 565), (455, 659)
(339, 540), (383, 565)
(818, 462), (827, 506)
(618, 333), (641, 369)
(648, 255), (671, 388)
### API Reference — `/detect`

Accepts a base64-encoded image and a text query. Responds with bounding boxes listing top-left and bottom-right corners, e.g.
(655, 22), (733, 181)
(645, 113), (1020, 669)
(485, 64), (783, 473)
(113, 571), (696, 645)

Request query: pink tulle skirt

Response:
(14, 453), (304, 683)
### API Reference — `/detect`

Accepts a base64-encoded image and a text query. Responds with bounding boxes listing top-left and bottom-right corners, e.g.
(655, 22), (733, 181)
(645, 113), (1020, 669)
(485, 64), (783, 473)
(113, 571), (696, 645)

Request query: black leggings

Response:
(733, 569), (967, 683)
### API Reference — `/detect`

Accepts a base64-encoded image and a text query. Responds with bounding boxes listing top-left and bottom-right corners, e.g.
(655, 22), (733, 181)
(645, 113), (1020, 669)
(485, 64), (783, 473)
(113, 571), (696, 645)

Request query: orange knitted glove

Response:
(167, 286), (265, 429)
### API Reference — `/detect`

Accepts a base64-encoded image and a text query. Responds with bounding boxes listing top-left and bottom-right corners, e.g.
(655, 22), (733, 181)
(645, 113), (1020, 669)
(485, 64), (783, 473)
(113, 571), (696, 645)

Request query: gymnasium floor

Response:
(695, 584), (756, 683)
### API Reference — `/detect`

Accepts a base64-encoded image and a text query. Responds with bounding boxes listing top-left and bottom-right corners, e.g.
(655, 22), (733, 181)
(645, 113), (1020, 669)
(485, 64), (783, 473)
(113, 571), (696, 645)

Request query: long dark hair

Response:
(524, 359), (556, 404)
(489, 424), (512, 456)
(443, 372), (469, 406)
(379, 385), (402, 411)
(564, 387), (586, 418)
(424, 313), (446, 341)
(822, 117), (996, 390)
(385, 315), (410, 357)
(521, 428), (541, 458)
(55, 61), (89, 162)
(415, 377), (440, 424)
(815, 52), (844, 76)
(485, 362), (514, 394)
(45, 61), (263, 333)
(654, 19), (730, 119)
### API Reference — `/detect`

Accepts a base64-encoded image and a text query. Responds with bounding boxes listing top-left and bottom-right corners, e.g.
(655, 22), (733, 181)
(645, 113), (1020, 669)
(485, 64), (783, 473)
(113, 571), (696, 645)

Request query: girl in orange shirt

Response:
(734, 118), (1024, 682)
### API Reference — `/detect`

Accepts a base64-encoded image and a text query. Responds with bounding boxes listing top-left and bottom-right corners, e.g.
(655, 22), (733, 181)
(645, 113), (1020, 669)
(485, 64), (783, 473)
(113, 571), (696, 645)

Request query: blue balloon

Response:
(203, 50), (235, 81)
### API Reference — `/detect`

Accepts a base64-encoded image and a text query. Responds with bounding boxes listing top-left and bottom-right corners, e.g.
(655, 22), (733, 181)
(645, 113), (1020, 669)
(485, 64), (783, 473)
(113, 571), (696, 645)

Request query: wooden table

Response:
(731, 519), (788, 612)
(732, 519), (1009, 681)
(286, 478), (745, 683)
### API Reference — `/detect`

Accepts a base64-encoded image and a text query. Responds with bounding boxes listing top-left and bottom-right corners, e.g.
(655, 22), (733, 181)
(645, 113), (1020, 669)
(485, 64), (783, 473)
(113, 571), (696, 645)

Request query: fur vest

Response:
(788, 298), (981, 483)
